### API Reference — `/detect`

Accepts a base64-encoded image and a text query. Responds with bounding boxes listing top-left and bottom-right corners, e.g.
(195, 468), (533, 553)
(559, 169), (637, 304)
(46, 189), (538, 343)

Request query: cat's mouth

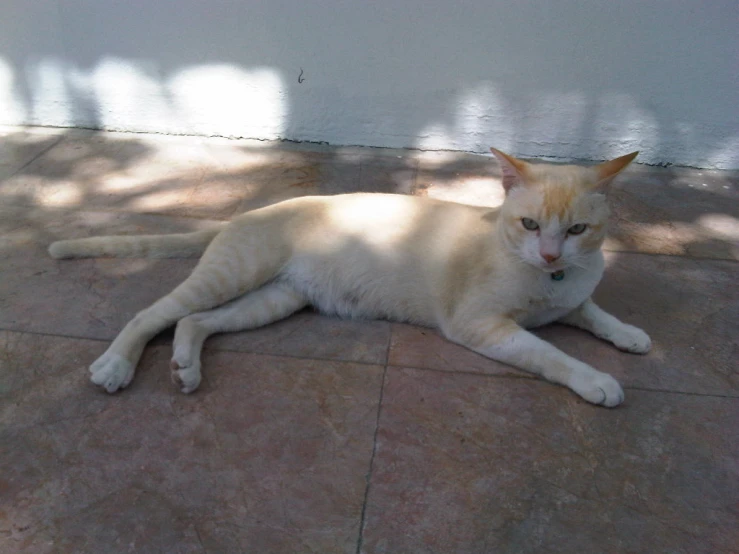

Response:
(538, 261), (567, 273)
(521, 255), (566, 272)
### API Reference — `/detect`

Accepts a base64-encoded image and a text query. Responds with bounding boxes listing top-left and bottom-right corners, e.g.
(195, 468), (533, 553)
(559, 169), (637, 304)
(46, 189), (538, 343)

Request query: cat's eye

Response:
(568, 223), (587, 235)
(521, 218), (539, 231)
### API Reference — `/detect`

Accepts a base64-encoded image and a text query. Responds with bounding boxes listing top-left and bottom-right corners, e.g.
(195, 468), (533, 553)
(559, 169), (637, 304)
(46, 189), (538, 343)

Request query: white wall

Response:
(1, 0), (737, 168)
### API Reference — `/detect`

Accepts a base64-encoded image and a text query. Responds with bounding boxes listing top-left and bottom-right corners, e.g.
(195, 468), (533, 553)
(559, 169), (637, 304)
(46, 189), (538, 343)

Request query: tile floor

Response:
(1, 126), (737, 553)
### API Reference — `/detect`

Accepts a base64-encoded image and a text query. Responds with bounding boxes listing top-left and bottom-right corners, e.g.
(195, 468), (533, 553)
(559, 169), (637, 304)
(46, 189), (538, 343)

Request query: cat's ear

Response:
(592, 151), (638, 190)
(490, 147), (529, 193)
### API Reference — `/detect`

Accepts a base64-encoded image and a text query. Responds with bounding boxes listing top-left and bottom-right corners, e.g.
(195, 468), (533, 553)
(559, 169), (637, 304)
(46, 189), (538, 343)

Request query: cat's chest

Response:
(515, 266), (601, 328)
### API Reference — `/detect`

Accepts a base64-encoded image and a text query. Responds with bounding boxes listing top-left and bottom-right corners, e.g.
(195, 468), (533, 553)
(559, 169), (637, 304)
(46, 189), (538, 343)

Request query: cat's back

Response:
(290, 192), (493, 236)
(229, 192), (493, 248)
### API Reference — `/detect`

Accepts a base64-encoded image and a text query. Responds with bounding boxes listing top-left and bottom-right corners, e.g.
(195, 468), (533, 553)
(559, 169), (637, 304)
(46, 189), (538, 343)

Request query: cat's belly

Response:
(278, 260), (436, 325)
(300, 285), (432, 324)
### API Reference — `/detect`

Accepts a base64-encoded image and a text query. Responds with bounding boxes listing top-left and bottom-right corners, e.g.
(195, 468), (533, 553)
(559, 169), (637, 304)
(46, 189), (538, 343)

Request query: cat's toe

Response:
(569, 370), (624, 408)
(90, 353), (135, 393)
(613, 325), (651, 354)
(170, 359), (202, 394)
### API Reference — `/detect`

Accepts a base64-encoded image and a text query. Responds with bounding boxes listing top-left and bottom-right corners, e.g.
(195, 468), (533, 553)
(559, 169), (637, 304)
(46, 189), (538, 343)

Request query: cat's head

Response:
(491, 148), (637, 272)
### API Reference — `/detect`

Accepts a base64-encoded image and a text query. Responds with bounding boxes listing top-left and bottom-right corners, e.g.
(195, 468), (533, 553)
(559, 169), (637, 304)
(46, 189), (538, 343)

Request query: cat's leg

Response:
(445, 319), (625, 407)
(170, 282), (308, 393)
(90, 261), (279, 393)
(559, 298), (651, 354)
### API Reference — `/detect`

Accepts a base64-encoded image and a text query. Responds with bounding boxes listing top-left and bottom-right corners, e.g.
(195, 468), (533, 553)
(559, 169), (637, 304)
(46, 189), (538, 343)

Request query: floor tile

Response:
(0, 127), (63, 181)
(12, 488), (206, 554)
(0, 331), (110, 421)
(232, 152), (416, 213)
(207, 309), (391, 365)
(414, 150), (506, 208)
(607, 166), (739, 260)
(587, 252), (738, 395)
(0, 333), (382, 553)
(388, 323), (530, 378)
(1, 130), (418, 221)
(360, 367), (739, 554)
(190, 351), (383, 553)
(0, 130), (229, 218)
(0, 206), (200, 341)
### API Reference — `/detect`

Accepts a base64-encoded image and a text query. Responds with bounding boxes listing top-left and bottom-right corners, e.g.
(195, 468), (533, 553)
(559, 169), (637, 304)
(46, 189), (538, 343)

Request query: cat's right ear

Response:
(490, 148), (529, 193)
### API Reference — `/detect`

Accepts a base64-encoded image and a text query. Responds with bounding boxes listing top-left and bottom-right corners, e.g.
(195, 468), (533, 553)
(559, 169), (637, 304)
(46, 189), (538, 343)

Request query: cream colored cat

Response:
(49, 148), (650, 407)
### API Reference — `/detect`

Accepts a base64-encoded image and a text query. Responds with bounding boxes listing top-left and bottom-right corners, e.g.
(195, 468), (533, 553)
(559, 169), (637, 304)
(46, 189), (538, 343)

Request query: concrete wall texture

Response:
(1, 0), (737, 168)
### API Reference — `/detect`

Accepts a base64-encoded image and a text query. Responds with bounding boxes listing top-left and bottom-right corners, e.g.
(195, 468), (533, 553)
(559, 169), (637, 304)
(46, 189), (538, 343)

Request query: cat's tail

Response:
(48, 227), (224, 259)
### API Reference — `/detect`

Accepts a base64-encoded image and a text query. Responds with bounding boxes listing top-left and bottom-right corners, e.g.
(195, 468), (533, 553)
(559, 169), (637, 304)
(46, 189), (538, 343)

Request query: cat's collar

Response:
(550, 270), (565, 281)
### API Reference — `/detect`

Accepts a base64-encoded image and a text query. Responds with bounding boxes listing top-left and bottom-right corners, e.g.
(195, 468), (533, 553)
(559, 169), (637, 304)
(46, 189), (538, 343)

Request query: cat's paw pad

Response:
(169, 358), (202, 394)
(611, 325), (651, 354)
(90, 353), (135, 393)
(569, 370), (624, 408)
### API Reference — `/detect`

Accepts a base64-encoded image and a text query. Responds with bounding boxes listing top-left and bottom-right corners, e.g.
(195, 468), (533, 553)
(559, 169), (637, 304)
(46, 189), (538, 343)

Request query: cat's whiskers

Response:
(567, 256), (593, 271)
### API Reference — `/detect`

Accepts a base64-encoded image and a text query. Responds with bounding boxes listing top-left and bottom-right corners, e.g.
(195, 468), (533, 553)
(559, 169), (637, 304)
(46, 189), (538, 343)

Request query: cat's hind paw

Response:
(611, 324), (651, 354)
(170, 358), (202, 394)
(90, 353), (135, 393)
(569, 370), (624, 408)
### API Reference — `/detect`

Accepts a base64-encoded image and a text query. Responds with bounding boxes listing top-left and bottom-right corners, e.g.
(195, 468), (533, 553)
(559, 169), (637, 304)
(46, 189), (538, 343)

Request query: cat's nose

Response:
(541, 253), (560, 264)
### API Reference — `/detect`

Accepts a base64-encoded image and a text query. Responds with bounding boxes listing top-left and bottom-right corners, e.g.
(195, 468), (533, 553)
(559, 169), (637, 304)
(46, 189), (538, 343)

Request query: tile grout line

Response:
(1, 199), (233, 223)
(383, 322), (393, 367)
(600, 247), (738, 264)
(2, 327), (737, 400)
(4, 134), (66, 180)
(623, 385), (739, 398)
(355, 365), (387, 554)
(384, 364), (739, 400)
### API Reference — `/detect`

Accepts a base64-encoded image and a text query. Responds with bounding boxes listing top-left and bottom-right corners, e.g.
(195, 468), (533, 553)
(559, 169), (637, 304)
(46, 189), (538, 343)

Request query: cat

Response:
(48, 148), (651, 407)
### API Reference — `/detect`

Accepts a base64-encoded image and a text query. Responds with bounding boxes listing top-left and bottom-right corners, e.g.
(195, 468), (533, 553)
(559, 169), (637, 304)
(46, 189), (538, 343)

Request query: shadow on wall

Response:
(1, 53), (738, 171)
(0, 57), (288, 141)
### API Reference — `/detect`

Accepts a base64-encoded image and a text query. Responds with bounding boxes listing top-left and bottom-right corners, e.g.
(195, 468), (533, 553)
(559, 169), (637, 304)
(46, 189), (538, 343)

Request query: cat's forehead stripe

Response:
(541, 183), (580, 218)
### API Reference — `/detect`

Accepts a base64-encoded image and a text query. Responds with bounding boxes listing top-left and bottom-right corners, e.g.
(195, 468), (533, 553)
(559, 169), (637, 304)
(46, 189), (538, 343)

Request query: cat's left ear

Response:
(592, 151), (639, 191)
(490, 147), (529, 193)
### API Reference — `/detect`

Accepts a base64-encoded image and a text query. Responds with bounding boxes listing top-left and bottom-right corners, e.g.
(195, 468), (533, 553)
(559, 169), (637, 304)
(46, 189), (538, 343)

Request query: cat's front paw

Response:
(568, 370), (624, 407)
(169, 358), (202, 394)
(611, 324), (651, 354)
(90, 353), (135, 393)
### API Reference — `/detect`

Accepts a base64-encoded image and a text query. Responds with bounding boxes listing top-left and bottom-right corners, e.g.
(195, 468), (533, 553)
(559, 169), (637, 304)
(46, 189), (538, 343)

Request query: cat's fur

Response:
(49, 148), (650, 407)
